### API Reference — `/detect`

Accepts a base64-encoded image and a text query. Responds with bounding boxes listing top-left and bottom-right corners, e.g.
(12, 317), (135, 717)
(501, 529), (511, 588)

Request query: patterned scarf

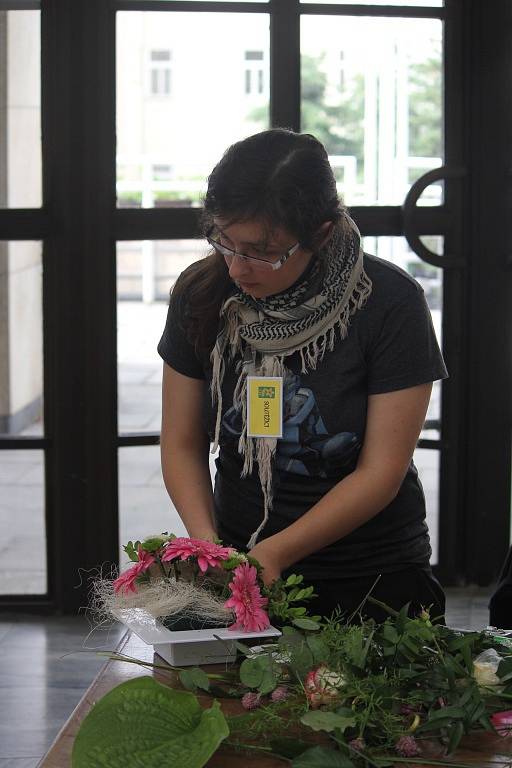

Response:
(210, 212), (372, 549)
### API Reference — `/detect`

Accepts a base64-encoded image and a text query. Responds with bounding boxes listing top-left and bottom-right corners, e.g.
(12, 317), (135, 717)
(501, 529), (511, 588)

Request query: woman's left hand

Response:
(248, 541), (282, 586)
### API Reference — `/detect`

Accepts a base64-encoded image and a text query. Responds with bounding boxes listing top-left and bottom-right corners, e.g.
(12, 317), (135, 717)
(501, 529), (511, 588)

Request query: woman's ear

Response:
(313, 221), (334, 250)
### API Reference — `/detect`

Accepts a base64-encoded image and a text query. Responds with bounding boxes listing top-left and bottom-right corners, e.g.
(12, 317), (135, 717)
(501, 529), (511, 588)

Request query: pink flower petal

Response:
(225, 563), (270, 632)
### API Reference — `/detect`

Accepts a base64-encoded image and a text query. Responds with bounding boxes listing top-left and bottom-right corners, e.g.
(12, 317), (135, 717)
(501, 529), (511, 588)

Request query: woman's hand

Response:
(248, 540), (282, 586)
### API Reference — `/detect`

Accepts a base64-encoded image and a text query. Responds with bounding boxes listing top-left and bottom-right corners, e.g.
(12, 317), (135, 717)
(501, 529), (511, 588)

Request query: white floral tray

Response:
(113, 608), (281, 666)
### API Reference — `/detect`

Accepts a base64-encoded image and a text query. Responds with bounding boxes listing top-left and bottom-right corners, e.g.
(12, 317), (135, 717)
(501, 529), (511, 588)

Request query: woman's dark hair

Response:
(172, 129), (344, 356)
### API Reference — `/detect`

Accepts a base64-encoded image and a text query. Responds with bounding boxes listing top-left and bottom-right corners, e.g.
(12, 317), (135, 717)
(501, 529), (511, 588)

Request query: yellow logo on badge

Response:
(247, 377), (283, 438)
(258, 386), (275, 399)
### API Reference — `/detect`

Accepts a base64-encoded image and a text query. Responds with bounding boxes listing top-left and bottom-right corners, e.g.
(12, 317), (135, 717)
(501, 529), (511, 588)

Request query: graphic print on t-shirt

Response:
(221, 372), (361, 478)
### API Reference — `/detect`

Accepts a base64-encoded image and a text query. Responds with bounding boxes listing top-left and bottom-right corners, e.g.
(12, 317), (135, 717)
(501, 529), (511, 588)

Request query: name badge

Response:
(247, 376), (283, 438)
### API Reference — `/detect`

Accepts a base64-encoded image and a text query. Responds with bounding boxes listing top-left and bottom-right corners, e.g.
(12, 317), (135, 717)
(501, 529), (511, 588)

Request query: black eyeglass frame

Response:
(206, 227), (301, 272)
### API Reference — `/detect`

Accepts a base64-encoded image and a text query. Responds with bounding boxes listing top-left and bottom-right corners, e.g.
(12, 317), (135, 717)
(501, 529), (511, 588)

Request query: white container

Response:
(114, 608), (281, 666)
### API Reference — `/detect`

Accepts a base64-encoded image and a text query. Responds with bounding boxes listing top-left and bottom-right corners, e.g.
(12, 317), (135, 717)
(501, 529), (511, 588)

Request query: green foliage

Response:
(497, 656), (512, 684)
(278, 628), (315, 680)
(269, 737), (312, 760)
(221, 552), (248, 570)
(292, 746), (355, 767)
(306, 634), (330, 665)
(301, 54), (365, 164)
(408, 45), (442, 159)
(98, 543), (512, 767)
(248, 47), (443, 192)
(300, 710), (356, 733)
(264, 574), (319, 625)
(72, 676), (229, 768)
(140, 534), (171, 553)
(293, 617), (321, 631)
(179, 667), (211, 693)
(123, 540), (140, 563)
(239, 652), (279, 694)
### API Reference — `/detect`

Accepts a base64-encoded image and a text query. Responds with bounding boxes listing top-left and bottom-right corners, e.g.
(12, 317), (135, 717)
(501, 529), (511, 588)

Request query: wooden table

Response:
(39, 631), (512, 767)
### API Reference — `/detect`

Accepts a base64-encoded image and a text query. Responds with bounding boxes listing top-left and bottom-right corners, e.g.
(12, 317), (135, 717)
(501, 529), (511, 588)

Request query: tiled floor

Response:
(0, 616), (125, 767)
(0, 588), (494, 766)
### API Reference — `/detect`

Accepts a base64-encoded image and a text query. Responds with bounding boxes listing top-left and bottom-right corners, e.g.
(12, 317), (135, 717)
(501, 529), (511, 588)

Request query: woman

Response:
(158, 129), (448, 623)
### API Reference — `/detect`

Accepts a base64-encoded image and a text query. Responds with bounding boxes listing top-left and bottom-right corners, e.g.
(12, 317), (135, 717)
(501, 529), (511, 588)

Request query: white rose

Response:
(473, 648), (504, 691)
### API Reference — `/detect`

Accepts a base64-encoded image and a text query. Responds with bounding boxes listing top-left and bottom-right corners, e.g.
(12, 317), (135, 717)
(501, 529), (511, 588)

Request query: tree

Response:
(301, 53), (364, 166)
(408, 48), (442, 159)
(247, 52), (365, 171)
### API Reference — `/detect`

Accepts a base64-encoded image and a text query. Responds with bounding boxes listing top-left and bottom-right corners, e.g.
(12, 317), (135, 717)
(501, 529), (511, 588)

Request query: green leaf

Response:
(498, 657), (512, 682)
(179, 669), (198, 692)
(292, 746), (355, 767)
(427, 705), (466, 721)
(235, 641), (253, 656)
(382, 623), (399, 645)
(418, 704), (467, 732)
(72, 676), (229, 768)
(259, 665), (279, 695)
(179, 667), (210, 693)
(239, 654), (278, 694)
(286, 574), (303, 587)
(447, 720), (464, 754)
(281, 625), (303, 640)
(306, 634), (330, 664)
(288, 642), (314, 679)
(239, 656), (264, 688)
(293, 617), (321, 631)
(123, 541), (139, 563)
(141, 535), (169, 552)
(300, 710), (356, 733)
(396, 602), (411, 631)
(269, 737), (312, 760)
(467, 699), (486, 724)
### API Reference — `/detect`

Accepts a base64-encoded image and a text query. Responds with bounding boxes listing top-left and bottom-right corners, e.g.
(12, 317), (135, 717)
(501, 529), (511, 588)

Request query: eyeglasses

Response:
(206, 227), (301, 272)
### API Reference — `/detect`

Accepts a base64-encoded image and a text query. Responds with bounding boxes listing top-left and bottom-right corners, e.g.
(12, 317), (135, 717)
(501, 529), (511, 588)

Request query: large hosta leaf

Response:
(72, 676), (229, 768)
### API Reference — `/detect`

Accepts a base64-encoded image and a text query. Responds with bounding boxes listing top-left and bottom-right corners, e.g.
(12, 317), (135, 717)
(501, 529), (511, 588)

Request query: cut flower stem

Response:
(96, 650), (229, 680)
(376, 758), (512, 767)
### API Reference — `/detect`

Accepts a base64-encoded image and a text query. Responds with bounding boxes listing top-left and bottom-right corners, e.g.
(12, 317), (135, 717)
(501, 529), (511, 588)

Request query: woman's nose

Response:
(228, 253), (251, 281)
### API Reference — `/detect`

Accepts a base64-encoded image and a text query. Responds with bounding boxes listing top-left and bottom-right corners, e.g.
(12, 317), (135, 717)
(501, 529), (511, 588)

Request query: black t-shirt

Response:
(158, 253), (448, 580)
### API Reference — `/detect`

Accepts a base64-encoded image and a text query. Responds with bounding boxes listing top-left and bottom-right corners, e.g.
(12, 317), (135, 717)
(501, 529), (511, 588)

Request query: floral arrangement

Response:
(93, 532), (317, 633)
(74, 599), (512, 768)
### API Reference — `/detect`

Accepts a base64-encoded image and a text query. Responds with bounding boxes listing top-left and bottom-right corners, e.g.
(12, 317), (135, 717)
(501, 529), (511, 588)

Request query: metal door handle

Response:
(402, 165), (466, 268)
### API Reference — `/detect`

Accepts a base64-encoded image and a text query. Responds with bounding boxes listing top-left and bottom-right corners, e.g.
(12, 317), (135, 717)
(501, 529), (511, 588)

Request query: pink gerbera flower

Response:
(161, 537), (233, 573)
(491, 710), (512, 735)
(113, 547), (155, 595)
(225, 563), (270, 632)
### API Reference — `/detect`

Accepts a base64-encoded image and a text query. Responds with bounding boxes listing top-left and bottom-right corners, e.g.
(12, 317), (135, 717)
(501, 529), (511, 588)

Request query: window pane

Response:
(0, 10), (42, 208)
(119, 445), (191, 566)
(361, 235), (443, 440)
(117, 12), (270, 208)
(301, 1), (442, 5)
(361, 235), (443, 566)
(117, 239), (207, 433)
(0, 450), (46, 594)
(0, 241), (44, 436)
(124, 0), (268, 2)
(414, 447), (439, 565)
(301, 16), (442, 206)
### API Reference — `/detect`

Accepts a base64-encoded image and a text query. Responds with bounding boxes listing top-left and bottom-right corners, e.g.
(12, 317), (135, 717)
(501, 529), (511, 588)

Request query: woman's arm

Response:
(160, 362), (217, 540)
(249, 382), (433, 584)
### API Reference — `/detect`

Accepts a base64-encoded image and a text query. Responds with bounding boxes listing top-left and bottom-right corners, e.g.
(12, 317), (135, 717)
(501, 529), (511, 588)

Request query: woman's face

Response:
(213, 218), (325, 299)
